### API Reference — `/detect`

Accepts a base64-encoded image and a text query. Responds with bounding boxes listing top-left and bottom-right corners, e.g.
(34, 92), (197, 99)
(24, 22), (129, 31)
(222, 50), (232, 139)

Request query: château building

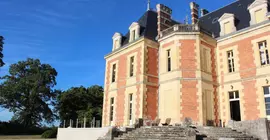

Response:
(102, 0), (270, 127)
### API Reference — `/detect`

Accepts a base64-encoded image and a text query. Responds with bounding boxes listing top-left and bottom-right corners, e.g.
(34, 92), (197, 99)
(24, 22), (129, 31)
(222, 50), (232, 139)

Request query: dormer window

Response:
(129, 22), (140, 42)
(112, 32), (122, 51)
(218, 13), (236, 36)
(224, 22), (231, 35)
(255, 9), (264, 23)
(248, 0), (268, 25)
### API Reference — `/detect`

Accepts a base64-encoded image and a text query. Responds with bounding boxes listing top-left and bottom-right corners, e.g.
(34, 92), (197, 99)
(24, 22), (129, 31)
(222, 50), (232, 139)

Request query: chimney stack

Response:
(190, 2), (199, 24)
(157, 4), (173, 37)
(201, 9), (209, 17)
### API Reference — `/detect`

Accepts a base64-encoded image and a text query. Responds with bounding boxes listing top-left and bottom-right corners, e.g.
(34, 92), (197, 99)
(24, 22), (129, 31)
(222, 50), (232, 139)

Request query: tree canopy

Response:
(0, 36), (4, 67)
(56, 85), (103, 122)
(0, 58), (58, 127)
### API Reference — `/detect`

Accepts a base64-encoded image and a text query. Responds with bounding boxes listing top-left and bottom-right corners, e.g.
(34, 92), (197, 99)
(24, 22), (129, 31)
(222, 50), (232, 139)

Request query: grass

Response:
(0, 135), (56, 139)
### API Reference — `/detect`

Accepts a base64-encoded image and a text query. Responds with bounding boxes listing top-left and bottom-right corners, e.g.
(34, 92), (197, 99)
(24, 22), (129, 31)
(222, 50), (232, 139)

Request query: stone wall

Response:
(57, 127), (112, 140)
(227, 118), (270, 140)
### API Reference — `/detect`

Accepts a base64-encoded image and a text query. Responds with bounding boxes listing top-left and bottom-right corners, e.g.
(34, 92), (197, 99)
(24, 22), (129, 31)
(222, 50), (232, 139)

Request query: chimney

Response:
(201, 9), (209, 17)
(190, 2), (199, 24)
(156, 4), (173, 37)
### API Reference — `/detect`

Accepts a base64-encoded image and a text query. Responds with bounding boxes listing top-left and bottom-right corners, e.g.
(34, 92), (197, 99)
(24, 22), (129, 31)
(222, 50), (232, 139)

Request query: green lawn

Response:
(0, 135), (56, 139)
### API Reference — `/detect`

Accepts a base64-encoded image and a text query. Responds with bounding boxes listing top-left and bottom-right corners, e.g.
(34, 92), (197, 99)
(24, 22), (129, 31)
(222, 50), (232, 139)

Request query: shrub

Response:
(0, 121), (45, 135)
(41, 128), (57, 138)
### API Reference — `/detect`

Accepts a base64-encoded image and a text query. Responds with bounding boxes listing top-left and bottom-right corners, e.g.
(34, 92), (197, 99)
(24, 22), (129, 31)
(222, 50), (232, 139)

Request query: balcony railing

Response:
(160, 24), (200, 38)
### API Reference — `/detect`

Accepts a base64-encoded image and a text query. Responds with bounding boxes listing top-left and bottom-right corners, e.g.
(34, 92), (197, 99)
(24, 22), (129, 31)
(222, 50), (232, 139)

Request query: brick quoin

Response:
(104, 47), (142, 126)
(103, 62), (111, 125)
(145, 47), (158, 120)
(135, 48), (142, 118)
(179, 39), (199, 122)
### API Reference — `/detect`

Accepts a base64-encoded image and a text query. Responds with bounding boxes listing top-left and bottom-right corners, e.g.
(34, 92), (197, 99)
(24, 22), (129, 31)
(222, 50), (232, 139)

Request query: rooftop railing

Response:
(160, 24), (200, 38)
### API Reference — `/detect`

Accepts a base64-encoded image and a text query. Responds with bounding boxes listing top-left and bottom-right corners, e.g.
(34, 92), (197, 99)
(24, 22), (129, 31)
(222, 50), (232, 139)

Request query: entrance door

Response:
(229, 91), (241, 121)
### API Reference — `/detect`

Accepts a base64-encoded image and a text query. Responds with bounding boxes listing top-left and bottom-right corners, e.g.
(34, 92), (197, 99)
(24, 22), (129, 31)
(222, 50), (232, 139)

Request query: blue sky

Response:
(0, 0), (235, 122)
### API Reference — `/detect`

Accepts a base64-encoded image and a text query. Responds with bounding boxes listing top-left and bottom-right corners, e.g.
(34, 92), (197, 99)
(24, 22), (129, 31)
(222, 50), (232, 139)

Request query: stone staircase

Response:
(196, 126), (258, 140)
(114, 126), (195, 140)
(113, 126), (258, 140)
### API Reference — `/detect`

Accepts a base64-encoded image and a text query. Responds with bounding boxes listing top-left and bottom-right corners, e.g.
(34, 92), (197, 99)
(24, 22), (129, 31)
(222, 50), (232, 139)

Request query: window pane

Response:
(266, 109), (270, 115)
(111, 98), (114, 104)
(229, 92), (234, 99)
(265, 103), (270, 109)
(130, 94), (132, 101)
(266, 50), (269, 64)
(235, 91), (239, 99)
(132, 30), (136, 40)
(264, 87), (270, 95)
(112, 64), (116, 82)
(130, 57), (134, 77)
(265, 97), (270, 102)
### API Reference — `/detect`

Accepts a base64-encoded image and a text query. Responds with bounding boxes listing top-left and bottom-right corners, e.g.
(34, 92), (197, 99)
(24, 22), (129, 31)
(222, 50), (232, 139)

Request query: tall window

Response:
(129, 94), (133, 121)
(255, 9), (264, 24)
(112, 64), (116, 83)
(264, 86), (270, 116)
(129, 56), (134, 77)
(201, 48), (211, 72)
(259, 41), (269, 65)
(167, 50), (171, 72)
(110, 97), (114, 122)
(227, 50), (235, 73)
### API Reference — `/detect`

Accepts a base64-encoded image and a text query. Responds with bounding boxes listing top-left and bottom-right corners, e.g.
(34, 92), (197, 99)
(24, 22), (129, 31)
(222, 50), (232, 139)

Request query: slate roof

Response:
(121, 10), (179, 47)
(121, 10), (158, 47)
(199, 0), (270, 38)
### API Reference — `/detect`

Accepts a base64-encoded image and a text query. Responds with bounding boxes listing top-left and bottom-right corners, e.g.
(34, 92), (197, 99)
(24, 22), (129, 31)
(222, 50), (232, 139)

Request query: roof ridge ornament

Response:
(147, 0), (150, 11)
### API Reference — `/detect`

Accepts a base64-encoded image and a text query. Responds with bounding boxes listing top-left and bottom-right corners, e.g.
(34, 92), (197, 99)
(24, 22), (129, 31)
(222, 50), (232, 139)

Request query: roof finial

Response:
(147, 0), (150, 11)
(185, 15), (189, 24)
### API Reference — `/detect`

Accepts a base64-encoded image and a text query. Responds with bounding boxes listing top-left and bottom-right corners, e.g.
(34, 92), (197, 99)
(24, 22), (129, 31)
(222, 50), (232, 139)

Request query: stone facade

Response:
(102, 0), (270, 127)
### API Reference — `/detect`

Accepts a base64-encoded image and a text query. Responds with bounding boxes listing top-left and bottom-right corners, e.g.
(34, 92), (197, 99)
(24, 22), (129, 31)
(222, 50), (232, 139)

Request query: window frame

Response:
(229, 91), (240, 101)
(224, 21), (231, 35)
(110, 97), (114, 122)
(258, 41), (269, 66)
(129, 94), (133, 121)
(227, 50), (235, 73)
(201, 47), (211, 72)
(255, 9), (264, 24)
(132, 30), (136, 41)
(111, 64), (116, 83)
(129, 56), (135, 77)
(167, 49), (171, 72)
(263, 86), (270, 116)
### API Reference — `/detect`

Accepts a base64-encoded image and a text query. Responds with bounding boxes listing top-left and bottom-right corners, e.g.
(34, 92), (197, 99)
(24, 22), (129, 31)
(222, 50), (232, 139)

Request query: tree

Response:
(0, 36), (4, 67)
(0, 58), (58, 127)
(56, 85), (103, 122)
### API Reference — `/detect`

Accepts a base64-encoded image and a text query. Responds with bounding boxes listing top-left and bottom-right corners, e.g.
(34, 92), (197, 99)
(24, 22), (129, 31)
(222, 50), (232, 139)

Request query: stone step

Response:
(113, 126), (257, 140)
(121, 133), (187, 138)
(117, 136), (189, 139)
(115, 138), (188, 140)
(129, 131), (186, 135)
(203, 138), (258, 140)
